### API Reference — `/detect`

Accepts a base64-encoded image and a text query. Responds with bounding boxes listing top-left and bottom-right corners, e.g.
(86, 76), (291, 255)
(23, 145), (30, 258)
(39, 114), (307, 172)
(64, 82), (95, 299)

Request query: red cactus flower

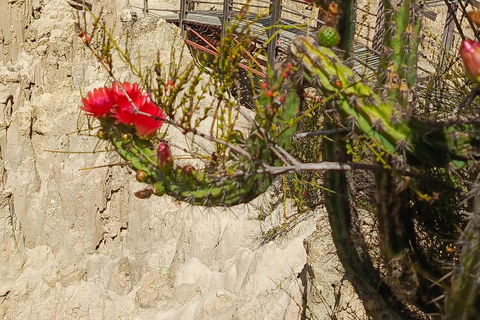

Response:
(460, 39), (480, 83)
(134, 96), (165, 137)
(110, 82), (144, 125)
(81, 87), (113, 118)
(109, 82), (165, 137)
(157, 142), (173, 168)
(82, 82), (165, 137)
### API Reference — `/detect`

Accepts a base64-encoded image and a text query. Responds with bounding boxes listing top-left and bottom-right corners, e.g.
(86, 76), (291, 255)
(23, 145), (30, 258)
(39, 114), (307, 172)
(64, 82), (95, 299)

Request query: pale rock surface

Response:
(0, 0), (365, 319)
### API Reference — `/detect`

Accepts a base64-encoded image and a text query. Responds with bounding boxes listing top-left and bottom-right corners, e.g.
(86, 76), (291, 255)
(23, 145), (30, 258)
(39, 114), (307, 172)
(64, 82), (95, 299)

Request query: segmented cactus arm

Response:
(289, 36), (480, 167)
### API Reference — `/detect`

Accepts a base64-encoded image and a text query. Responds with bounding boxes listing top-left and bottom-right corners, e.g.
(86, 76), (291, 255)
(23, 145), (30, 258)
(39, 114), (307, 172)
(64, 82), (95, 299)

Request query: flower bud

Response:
(460, 39), (480, 84)
(157, 142), (173, 169)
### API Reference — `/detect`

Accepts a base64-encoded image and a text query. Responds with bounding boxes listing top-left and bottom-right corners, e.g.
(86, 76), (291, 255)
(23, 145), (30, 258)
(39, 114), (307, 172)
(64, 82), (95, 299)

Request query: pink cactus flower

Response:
(460, 39), (480, 83)
(111, 82), (164, 137)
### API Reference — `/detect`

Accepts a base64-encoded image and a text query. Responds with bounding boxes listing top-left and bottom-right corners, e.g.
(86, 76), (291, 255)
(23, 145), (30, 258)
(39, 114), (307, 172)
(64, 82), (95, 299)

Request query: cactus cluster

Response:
(82, 74), (300, 207)
(77, 10), (304, 207)
(78, 2), (480, 318)
(288, 0), (480, 317)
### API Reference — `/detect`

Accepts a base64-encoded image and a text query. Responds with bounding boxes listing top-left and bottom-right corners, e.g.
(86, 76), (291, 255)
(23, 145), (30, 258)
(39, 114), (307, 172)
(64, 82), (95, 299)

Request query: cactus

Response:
(288, 0), (480, 315)
(444, 186), (480, 319)
(82, 74), (300, 207)
(289, 36), (480, 168)
(78, 11), (302, 207)
(377, 0), (422, 106)
(375, 0), (424, 307)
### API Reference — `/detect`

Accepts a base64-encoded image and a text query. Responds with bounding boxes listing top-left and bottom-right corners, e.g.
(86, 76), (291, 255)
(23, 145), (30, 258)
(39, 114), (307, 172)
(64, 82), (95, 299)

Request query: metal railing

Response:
(141, 0), (323, 63)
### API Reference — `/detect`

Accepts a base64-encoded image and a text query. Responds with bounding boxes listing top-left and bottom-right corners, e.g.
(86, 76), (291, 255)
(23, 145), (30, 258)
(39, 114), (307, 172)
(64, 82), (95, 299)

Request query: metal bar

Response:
(185, 26), (219, 52)
(188, 1), (225, 5)
(221, 0), (233, 38)
(179, 0), (187, 36)
(144, 0), (148, 14)
(268, 0), (282, 65)
(241, 0), (272, 4)
(131, 5), (180, 12)
(238, 62), (266, 78)
(185, 39), (219, 55)
(441, 0), (458, 52)
(437, 0), (458, 90)
(232, 37), (266, 72)
(288, 0), (313, 5)
(230, 4), (270, 9)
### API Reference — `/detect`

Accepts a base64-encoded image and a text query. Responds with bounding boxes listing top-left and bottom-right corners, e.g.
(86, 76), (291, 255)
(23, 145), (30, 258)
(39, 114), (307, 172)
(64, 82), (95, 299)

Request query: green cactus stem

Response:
(105, 123), (272, 206)
(378, 0), (422, 106)
(289, 35), (480, 167)
(444, 188), (480, 319)
(322, 119), (415, 319)
(373, 0), (423, 306)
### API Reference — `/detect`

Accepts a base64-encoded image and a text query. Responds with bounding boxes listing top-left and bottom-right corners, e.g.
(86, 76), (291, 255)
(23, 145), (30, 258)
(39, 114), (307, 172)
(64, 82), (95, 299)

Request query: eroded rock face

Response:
(0, 0), (364, 319)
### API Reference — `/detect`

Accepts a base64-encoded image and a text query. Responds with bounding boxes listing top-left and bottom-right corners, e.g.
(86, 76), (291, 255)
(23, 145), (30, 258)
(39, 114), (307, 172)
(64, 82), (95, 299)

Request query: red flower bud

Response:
(460, 39), (480, 84)
(157, 142), (173, 168)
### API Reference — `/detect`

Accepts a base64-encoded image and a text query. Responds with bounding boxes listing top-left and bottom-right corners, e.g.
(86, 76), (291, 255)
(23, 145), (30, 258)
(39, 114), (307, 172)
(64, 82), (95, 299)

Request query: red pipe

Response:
(184, 39), (266, 78)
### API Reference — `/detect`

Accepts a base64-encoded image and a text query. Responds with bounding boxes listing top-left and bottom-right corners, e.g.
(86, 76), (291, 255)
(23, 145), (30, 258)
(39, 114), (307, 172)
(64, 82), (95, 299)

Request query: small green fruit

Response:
(154, 182), (166, 196)
(317, 26), (340, 47)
